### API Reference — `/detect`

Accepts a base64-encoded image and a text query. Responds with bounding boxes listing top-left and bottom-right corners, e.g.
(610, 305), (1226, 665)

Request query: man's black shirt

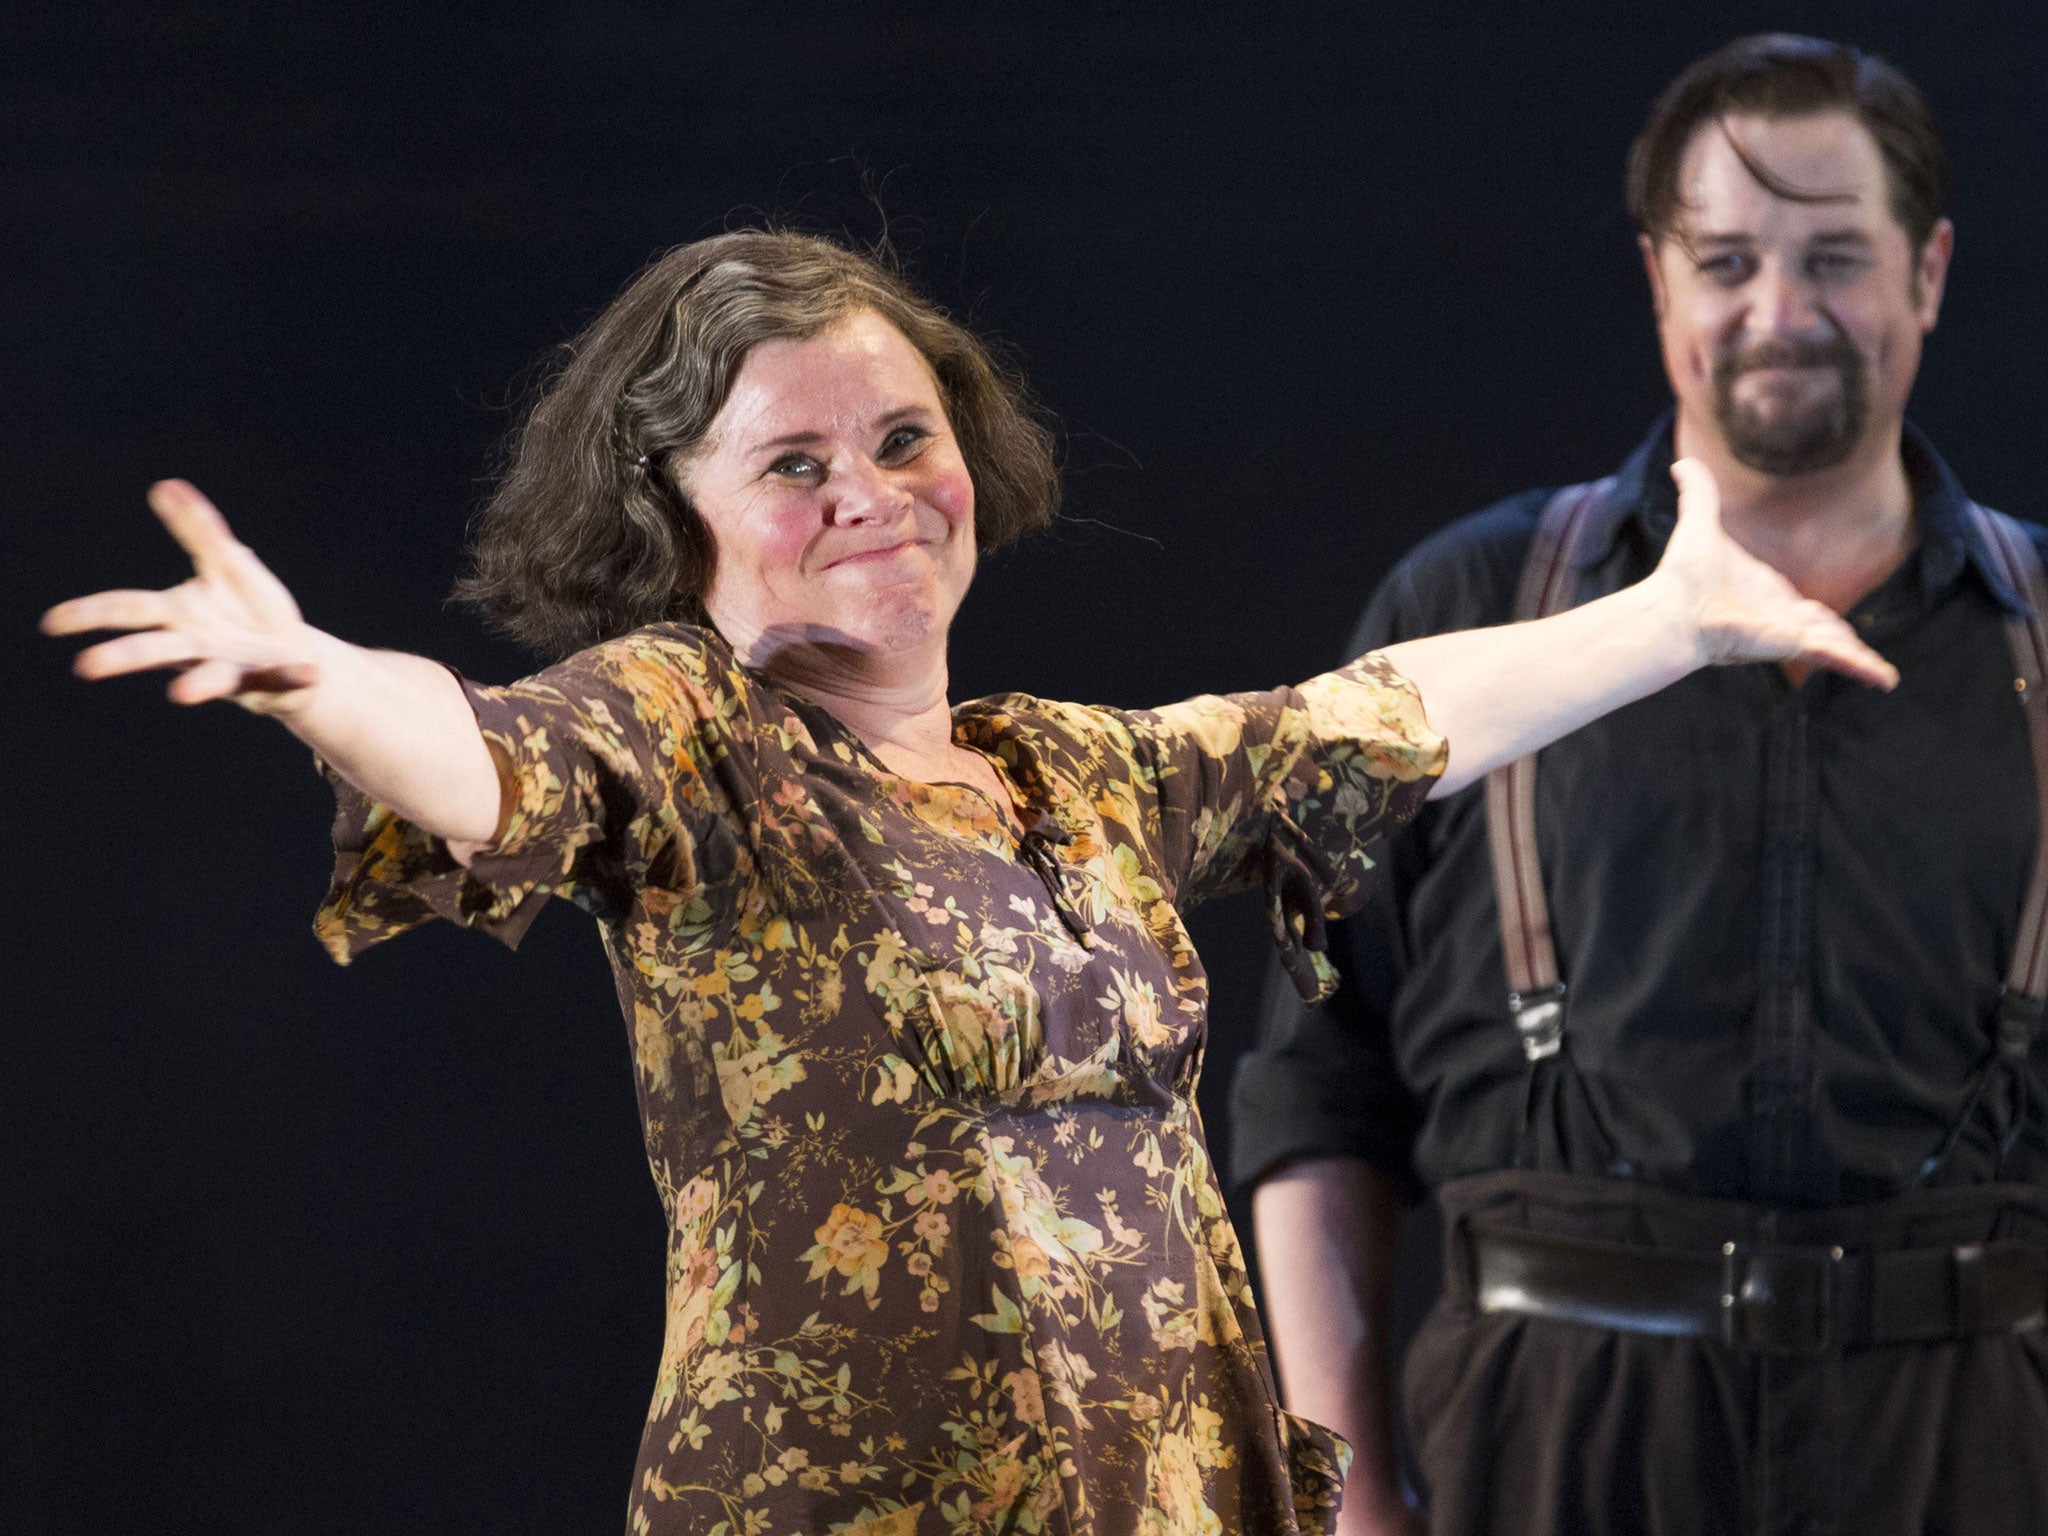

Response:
(1230, 417), (2048, 1208)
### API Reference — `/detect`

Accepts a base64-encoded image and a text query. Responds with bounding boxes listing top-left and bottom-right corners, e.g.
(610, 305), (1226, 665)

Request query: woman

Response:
(43, 231), (1891, 1536)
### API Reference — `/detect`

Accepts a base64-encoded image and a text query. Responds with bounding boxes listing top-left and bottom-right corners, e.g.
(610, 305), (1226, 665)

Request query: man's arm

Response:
(1232, 789), (1430, 1535)
(1256, 1158), (1422, 1536)
(1232, 498), (1525, 1535)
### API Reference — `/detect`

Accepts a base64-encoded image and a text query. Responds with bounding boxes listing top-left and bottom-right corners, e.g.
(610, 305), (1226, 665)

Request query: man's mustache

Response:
(1719, 335), (1861, 377)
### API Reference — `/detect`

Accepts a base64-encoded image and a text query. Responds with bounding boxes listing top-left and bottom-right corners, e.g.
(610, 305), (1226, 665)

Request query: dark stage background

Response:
(8, 4), (2047, 1531)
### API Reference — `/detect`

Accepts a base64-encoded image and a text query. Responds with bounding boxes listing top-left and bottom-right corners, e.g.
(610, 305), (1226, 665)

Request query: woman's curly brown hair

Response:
(456, 229), (1060, 658)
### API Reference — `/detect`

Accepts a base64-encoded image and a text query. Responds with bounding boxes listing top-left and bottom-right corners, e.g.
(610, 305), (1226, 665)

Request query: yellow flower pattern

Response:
(316, 622), (1444, 1534)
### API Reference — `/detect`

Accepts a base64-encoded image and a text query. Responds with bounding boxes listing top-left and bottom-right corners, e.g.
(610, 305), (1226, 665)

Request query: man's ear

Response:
(1914, 217), (1955, 332)
(1639, 232), (1668, 320)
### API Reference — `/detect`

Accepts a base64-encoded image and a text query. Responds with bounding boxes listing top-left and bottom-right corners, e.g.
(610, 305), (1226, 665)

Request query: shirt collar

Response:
(1572, 412), (2028, 615)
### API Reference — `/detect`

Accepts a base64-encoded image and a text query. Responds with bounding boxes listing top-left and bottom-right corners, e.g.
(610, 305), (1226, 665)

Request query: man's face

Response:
(1644, 110), (1951, 478)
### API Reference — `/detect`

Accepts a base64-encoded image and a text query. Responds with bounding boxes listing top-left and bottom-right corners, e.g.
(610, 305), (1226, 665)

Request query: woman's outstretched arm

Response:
(41, 480), (503, 847)
(1384, 458), (1897, 799)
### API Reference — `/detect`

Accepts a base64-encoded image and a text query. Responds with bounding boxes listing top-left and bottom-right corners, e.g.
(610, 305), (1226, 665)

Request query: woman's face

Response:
(681, 308), (977, 669)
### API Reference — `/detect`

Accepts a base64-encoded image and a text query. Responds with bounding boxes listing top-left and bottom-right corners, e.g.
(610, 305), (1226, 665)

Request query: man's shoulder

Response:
(2022, 516), (2048, 569)
(1358, 483), (1590, 643)
(1953, 500), (2048, 589)
(1979, 504), (2048, 548)
(1394, 486), (1555, 576)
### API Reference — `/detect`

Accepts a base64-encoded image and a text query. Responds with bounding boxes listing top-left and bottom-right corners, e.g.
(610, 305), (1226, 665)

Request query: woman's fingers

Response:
(45, 481), (320, 713)
(1809, 643), (1899, 690)
(1670, 456), (1723, 532)
(148, 479), (243, 575)
(149, 479), (308, 627)
(166, 658), (249, 705)
(40, 588), (176, 636)
(1666, 457), (1899, 692)
(162, 657), (319, 707)
(1708, 593), (1899, 689)
(217, 537), (307, 626)
(1800, 609), (1899, 690)
(78, 633), (321, 705)
(72, 628), (209, 679)
(45, 482), (308, 662)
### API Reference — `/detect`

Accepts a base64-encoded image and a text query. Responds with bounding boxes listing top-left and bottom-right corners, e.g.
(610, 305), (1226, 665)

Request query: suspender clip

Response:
(1509, 983), (1567, 1061)
(1997, 987), (2045, 1062)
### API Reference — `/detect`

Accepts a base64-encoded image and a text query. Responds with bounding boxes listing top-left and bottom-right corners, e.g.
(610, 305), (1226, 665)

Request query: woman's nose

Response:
(828, 460), (914, 526)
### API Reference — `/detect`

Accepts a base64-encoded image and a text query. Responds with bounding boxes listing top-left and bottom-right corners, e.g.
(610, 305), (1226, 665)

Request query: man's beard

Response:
(1712, 331), (1869, 477)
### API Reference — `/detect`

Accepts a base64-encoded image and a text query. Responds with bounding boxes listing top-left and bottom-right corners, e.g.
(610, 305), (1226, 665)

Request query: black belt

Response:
(1468, 1223), (2048, 1355)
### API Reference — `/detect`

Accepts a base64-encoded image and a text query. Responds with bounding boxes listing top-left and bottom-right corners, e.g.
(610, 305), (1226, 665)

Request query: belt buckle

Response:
(1719, 1240), (1844, 1355)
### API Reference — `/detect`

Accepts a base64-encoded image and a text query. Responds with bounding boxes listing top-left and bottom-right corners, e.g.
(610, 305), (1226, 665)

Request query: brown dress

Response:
(315, 622), (1444, 1536)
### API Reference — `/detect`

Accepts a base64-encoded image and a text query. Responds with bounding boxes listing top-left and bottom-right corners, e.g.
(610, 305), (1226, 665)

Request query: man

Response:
(1232, 34), (2048, 1536)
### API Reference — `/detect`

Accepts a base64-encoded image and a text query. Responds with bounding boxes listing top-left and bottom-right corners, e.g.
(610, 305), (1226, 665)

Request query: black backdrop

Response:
(9, 4), (2047, 1531)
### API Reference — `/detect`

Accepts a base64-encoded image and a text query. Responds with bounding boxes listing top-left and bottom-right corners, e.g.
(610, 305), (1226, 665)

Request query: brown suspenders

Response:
(1963, 505), (2048, 1070)
(1484, 478), (1613, 1061)
(1485, 486), (2048, 1170)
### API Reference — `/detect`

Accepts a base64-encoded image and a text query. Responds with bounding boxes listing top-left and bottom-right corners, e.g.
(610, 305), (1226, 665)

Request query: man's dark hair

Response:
(1626, 34), (1946, 251)
(456, 229), (1059, 659)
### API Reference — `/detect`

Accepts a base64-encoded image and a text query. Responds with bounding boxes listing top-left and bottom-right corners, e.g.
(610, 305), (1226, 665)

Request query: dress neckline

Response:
(769, 681), (1032, 843)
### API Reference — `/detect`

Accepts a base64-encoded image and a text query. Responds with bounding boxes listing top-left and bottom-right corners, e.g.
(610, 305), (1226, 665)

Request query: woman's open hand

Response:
(41, 480), (325, 713)
(1655, 458), (1899, 690)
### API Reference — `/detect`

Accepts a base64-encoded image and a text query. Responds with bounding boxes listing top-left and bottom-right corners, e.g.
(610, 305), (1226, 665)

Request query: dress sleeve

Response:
(1114, 651), (1446, 1003)
(314, 626), (736, 963)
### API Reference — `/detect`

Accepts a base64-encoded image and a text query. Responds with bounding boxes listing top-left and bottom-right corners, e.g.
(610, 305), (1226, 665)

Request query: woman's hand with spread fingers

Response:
(1652, 457), (1899, 690)
(43, 479), (503, 845)
(41, 479), (326, 713)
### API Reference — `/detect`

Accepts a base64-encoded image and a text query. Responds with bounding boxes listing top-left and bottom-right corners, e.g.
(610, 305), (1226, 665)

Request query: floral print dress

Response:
(316, 622), (1445, 1536)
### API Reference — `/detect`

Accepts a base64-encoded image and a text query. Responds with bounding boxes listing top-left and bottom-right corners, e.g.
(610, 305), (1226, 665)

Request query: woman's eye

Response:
(1699, 254), (1753, 285)
(769, 455), (823, 482)
(880, 426), (931, 462)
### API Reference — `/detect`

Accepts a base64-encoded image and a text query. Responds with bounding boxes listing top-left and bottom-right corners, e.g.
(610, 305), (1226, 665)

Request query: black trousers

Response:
(1405, 1171), (2048, 1536)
